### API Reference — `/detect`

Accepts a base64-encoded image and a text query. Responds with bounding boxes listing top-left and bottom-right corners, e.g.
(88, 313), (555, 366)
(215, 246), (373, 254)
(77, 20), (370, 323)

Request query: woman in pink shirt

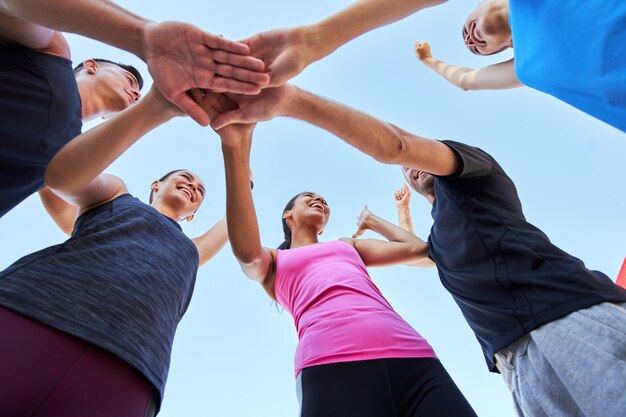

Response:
(218, 121), (477, 417)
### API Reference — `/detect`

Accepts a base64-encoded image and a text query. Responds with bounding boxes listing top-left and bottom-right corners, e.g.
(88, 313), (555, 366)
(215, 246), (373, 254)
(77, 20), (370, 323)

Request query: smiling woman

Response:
(216, 116), (479, 417)
(0, 88), (230, 417)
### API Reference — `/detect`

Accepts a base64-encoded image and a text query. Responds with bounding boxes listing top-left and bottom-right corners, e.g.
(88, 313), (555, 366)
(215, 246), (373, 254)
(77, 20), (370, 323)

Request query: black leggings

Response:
(297, 358), (477, 417)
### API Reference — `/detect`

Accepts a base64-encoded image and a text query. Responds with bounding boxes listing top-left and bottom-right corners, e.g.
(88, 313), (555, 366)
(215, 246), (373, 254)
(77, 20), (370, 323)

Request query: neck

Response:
(77, 78), (109, 122)
(151, 201), (183, 222)
(426, 193), (436, 205)
(289, 226), (321, 249)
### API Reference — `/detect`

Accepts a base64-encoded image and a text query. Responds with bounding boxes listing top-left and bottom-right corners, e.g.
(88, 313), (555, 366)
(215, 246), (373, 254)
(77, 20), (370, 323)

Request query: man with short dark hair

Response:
(0, 23), (143, 217)
(212, 83), (626, 417)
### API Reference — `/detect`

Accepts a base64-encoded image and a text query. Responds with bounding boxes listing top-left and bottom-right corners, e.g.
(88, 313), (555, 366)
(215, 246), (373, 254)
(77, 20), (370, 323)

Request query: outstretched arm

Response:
(394, 184), (415, 234)
(44, 86), (181, 212)
(192, 217), (229, 267)
(346, 206), (429, 267)
(415, 42), (521, 91)
(213, 85), (459, 175)
(215, 113), (276, 296)
(0, 0), (269, 125)
(243, 0), (446, 86)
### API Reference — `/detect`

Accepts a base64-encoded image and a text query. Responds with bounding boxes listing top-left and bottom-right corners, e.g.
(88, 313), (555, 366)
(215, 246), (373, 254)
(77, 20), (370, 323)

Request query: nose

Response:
(132, 89), (141, 102)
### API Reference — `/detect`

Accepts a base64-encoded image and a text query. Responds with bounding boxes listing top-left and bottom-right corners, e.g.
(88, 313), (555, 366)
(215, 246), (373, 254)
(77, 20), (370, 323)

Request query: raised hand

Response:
(394, 184), (411, 208)
(414, 41), (432, 61)
(211, 84), (296, 129)
(142, 21), (270, 126)
(241, 28), (320, 88)
(353, 205), (373, 238)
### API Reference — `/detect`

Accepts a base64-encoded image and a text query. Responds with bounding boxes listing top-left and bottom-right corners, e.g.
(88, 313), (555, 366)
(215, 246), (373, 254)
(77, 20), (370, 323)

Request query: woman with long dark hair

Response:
(217, 119), (477, 417)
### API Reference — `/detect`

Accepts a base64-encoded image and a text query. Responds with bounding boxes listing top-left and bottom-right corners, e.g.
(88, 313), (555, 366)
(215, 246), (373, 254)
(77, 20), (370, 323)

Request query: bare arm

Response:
(346, 206), (429, 267)
(214, 85), (460, 175)
(394, 184), (415, 234)
(38, 187), (78, 235)
(243, 0), (446, 86)
(416, 42), (521, 91)
(44, 87), (180, 211)
(192, 217), (229, 267)
(216, 117), (276, 297)
(0, 0), (269, 125)
(353, 205), (434, 268)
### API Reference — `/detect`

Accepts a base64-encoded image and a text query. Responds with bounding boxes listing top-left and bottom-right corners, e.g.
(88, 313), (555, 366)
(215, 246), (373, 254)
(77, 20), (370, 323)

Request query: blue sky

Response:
(1, 1), (624, 416)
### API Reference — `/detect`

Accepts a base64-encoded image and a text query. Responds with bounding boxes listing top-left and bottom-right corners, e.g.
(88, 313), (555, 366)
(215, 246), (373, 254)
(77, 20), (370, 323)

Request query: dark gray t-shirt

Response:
(0, 194), (199, 407)
(429, 141), (626, 371)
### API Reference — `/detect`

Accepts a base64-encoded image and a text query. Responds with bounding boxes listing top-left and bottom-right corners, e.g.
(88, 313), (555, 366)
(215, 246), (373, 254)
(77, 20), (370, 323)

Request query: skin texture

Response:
(0, 0), (269, 125)
(462, 0), (512, 56)
(415, 41), (521, 90)
(240, 0), (447, 86)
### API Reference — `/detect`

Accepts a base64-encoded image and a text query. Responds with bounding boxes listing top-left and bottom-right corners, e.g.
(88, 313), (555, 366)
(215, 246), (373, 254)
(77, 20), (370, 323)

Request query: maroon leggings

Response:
(0, 307), (156, 417)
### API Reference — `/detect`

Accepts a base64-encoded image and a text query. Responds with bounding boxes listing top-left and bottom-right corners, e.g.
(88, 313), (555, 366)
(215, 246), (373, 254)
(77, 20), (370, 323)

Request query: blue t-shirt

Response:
(0, 194), (199, 409)
(510, 0), (626, 133)
(428, 141), (626, 371)
(0, 42), (83, 217)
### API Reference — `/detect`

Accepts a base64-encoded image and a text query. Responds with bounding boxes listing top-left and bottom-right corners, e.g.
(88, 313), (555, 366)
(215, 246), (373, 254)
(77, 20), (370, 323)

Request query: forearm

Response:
(193, 217), (229, 267)
(284, 87), (457, 175)
(365, 213), (423, 245)
(310, 0), (446, 60)
(221, 140), (267, 272)
(0, 0), (148, 57)
(45, 95), (176, 196)
(421, 57), (475, 90)
(397, 206), (415, 234)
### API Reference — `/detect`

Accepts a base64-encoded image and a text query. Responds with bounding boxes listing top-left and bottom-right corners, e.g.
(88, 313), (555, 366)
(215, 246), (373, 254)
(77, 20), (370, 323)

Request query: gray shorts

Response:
(495, 302), (626, 417)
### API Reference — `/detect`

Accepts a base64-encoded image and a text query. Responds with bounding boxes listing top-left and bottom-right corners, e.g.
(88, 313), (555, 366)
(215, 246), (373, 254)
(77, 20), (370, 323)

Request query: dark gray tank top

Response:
(0, 194), (199, 407)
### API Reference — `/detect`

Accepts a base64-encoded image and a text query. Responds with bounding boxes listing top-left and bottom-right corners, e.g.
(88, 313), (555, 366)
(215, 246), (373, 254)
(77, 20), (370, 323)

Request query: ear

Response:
(150, 180), (159, 191)
(282, 210), (291, 219)
(318, 230), (323, 236)
(185, 213), (195, 222)
(83, 59), (99, 74)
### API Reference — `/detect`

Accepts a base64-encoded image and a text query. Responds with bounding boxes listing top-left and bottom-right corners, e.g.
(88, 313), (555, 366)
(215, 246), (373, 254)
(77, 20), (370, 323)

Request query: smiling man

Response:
(461, 0), (626, 133)
(0, 21), (144, 219)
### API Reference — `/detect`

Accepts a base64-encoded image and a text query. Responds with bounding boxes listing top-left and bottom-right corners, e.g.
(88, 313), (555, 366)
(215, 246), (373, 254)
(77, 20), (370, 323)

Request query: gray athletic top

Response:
(0, 194), (199, 407)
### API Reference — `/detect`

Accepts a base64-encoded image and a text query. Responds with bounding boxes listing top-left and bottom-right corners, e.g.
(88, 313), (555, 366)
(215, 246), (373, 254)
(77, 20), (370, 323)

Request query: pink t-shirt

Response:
(275, 240), (436, 376)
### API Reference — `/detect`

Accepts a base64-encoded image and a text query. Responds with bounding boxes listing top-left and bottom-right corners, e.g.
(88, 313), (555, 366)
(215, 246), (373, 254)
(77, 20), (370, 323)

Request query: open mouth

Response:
(178, 187), (193, 201)
(310, 202), (325, 213)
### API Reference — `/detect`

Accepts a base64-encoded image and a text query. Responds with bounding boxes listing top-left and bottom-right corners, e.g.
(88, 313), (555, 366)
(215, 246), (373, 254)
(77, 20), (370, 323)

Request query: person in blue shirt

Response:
(212, 82), (626, 417)
(413, 0), (626, 134)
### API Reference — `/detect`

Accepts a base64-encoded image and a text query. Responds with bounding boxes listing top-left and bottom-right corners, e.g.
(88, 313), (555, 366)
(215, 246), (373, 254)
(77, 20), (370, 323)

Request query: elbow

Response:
(410, 243), (430, 260)
(371, 125), (409, 165)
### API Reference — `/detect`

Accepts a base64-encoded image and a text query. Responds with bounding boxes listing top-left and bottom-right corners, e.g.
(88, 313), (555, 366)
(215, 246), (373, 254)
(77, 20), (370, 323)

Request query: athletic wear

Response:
(275, 240), (436, 376)
(509, 0), (626, 133)
(0, 42), (82, 218)
(495, 302), (626, 417)
(296, 358), (478, 417)
(0, 307), (156, 417)
(428, 140), (626, 370)
(0, 194), (199, 409)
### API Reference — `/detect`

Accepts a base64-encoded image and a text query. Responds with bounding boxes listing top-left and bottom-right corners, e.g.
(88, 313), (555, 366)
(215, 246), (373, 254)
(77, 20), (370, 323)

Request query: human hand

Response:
(141, 21), (270, 126)
(211, 84), (297, 129)
(352, 205), (373, 238)
(394, 184), (411, 208)
(141, 85), (185, 119)
(414, 41), (432, 61)
(241, 27), (317, 88)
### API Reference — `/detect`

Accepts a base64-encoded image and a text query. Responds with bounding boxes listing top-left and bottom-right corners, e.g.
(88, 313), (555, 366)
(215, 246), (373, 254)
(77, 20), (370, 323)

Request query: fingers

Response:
(213, 49), (267, 74)
(213, 61), (270, 86)
(203, 31), (250, 55)
(212, 109), (246, 130)
(209, 76), (263, 95)
(171, 92), (211, 126)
